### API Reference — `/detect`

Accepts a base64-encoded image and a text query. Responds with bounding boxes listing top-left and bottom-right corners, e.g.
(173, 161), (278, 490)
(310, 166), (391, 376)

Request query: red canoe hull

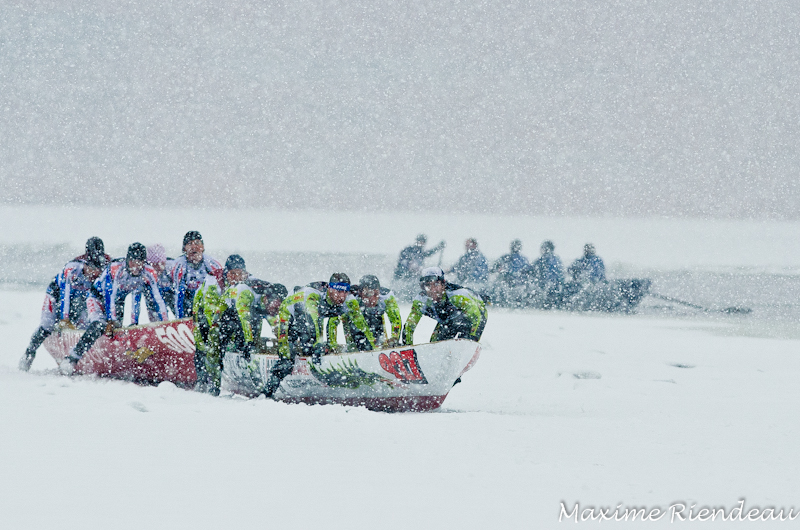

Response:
(43, 319), (197, 386)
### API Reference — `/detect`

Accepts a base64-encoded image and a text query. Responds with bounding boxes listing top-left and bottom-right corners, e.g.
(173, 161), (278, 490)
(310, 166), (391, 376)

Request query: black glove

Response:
(105, 320), (121, 337)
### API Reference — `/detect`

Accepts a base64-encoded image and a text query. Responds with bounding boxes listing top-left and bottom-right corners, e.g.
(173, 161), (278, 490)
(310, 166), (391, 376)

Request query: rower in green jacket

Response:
(264, 273), (374, 397)
(329, 275), (402, 351)
(403, 267), (487, 345)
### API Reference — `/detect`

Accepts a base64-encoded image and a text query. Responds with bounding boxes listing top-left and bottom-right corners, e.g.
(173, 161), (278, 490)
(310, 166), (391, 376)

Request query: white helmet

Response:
(419, 266), (445, 286)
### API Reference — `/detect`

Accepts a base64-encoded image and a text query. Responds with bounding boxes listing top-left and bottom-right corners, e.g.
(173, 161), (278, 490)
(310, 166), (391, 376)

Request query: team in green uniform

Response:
(192, 255), (290, 395)
(328, 275), (402, 351)
(192, 263), (487, 397)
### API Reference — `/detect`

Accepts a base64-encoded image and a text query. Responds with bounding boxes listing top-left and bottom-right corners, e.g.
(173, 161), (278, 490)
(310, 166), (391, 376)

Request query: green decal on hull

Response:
(310, 359), (393, 389)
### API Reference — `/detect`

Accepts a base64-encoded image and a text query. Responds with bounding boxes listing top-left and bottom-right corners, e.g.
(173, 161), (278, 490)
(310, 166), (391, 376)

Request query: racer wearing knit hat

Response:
(330, 275), (402, 350)
(262, 273), (376, 398)
(200, 254), (256, 395)
(170, 230), (223, 318)
(59, 243), (169, 375)
(402, 267), (487, 345)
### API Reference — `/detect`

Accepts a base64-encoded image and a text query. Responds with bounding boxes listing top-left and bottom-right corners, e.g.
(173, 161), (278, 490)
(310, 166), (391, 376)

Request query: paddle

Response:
(650, 293), (752, 314)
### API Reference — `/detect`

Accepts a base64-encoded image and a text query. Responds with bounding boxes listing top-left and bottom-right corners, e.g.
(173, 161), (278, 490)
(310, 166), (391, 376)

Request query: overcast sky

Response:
(1, 1), (799, 218)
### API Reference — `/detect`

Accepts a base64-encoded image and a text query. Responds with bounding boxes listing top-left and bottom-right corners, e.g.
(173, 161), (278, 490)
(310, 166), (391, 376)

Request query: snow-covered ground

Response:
(1, 208), (799, 528)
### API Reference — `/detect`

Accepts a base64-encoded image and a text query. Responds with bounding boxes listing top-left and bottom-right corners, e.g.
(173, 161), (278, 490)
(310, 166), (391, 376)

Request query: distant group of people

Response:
(395, 234), (607, 300)
(494, 239), (604, 285)
(21, 232), (488, 397)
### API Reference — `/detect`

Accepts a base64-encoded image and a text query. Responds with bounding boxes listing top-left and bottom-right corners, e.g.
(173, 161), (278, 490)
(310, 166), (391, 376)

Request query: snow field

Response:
(2, 289), (800, 529)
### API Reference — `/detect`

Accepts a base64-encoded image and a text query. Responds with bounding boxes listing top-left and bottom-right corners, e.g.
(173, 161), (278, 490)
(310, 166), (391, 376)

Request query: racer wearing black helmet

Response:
(19, 244), (109, 371)
(58, 242), (169, 375)
(170, 231), (224, 318)
(201, 255), (257, 394)
(249, 280), (288, 342)
(403, 267), (487, 345)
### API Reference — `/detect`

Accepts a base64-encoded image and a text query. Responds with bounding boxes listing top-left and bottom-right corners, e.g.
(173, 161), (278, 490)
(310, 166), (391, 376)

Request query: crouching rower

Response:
(329, 275), (402, 351)
(199, 255), (257, 395)
(403, 267), (487, 345)
(19, 238), (109, 371)
(249, 280), (288, 341)
(193, 257), (289, 395)
(58, 243), (169, 375)
(261, 273), (375, 397)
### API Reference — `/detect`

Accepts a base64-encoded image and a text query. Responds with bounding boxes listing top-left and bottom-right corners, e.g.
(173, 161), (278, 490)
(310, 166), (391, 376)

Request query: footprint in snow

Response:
(130, 402), (148, 412)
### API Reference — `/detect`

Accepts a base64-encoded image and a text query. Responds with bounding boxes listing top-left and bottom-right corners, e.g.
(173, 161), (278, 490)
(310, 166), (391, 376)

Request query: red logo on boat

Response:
(379, 349), (428, 384)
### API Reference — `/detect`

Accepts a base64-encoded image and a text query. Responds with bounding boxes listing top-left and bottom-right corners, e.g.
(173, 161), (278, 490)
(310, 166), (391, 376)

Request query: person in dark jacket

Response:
(530, 240), (565, 308)
(394, 234), (446, 281)
(448, 238), (489, 285)
(568, 244), (606, 283)
(491, 239), (530, 287)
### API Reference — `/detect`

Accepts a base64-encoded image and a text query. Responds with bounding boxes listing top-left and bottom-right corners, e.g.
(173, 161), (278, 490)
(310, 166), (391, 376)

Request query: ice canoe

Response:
(222, 339), (482, 412)
(42, 319), (481, 412)
(42, 319), (197, 386)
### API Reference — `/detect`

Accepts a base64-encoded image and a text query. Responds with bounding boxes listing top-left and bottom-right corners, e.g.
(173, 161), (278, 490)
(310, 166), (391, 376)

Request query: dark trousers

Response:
(263, 313), (316, 397)
(287, 312), (316, 357)
(433, 312), (487, 342)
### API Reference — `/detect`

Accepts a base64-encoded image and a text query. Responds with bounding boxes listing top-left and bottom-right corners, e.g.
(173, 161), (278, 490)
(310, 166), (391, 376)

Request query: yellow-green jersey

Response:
(403, 282), (487, 345)
(192, 275), (224, 352)
(277, 283), (376, 358)
(218, 281), (257, 345)
(331, 287), (401, 350)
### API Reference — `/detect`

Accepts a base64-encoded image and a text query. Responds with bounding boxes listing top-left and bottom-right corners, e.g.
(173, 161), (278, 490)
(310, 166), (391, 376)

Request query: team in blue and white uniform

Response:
(132, 244), (177, 323)
(59, 242), (169, 374)
(19, 237), (109, 371)
(169, 231), (224, 318)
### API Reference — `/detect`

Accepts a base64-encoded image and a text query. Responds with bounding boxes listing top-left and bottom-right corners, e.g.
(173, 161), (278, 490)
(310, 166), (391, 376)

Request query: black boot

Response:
(72, 321), (104, 359)
(262, 358), (295, 398)
(193, 345), (212, 392)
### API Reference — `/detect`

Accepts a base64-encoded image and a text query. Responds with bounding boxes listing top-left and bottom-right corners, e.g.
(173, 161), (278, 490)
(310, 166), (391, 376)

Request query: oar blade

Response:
(721, 306), (752, 315)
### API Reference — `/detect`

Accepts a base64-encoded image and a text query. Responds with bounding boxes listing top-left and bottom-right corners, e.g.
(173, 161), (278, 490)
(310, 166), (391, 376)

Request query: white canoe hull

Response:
(222, 339), (481, 412)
